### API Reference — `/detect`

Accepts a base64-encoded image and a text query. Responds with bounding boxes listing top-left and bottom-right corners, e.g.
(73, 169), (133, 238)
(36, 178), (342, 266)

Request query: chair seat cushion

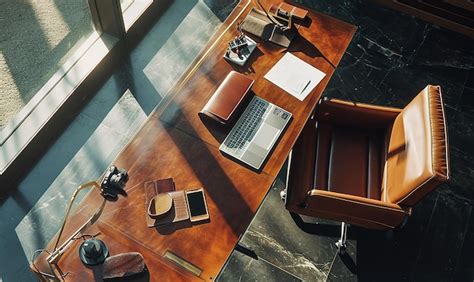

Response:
(314, 123), (386, 200)
(383, 85), (449, 205)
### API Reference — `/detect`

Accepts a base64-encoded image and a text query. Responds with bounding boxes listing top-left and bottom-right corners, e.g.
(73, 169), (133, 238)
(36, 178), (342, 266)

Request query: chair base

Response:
(335, 222), (348, 254)
(281, 191), (349, 254)
(280, 188), (287, 201)
(283, 151), (347, 254)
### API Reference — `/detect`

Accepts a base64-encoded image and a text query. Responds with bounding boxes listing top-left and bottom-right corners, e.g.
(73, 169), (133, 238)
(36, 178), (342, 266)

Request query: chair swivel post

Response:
(335, 222), (348, 253)
(280, 150), (293, 202)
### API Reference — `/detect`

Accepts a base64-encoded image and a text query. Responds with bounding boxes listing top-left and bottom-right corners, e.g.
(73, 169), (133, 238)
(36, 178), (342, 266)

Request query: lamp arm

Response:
(47, 181), (105, 265)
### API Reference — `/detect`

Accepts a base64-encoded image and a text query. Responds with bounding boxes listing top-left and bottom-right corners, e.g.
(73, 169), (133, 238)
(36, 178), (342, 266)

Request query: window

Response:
(120, 0), (135, 12)
(0, 0), (95, 129)
(121, 0), (153, 31)
(0, 0), (243, 183)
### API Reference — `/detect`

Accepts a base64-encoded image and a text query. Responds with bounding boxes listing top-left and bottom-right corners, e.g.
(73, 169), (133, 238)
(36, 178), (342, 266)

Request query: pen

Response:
(301, 80), (311, 94)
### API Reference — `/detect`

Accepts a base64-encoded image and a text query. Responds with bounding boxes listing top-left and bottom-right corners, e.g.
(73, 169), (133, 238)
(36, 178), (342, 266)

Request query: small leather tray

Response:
(269, 2), (308, 21)
(199, 71), (254, 125)
(144, 179), (189, 227)
(147, 193), (173, 218)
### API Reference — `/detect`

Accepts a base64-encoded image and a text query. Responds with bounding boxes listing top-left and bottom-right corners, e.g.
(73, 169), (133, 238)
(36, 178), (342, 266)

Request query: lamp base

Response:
(79, 239), (109, 266)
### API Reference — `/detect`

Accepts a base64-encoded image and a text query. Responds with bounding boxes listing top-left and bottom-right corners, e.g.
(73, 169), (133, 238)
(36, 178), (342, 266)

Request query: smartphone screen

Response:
(187, 191), (207, 217)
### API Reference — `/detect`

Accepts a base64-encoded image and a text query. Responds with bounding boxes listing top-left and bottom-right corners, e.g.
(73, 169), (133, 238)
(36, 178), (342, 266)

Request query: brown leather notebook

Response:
(199, 71), (254, 124)
(144, 179), (189, 227)
(269, 2), (308, 20)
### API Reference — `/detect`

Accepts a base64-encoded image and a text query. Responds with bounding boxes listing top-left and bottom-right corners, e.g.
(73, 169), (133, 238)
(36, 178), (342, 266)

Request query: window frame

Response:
(0, 0), (165, 185)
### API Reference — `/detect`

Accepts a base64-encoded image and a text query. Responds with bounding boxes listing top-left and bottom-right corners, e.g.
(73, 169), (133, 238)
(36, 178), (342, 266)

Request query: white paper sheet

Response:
(264, 53), (326, 101)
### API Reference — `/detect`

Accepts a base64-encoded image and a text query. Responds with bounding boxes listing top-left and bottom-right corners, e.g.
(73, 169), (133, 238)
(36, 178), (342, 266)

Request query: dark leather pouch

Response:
(199, 71), (254, 125)
(241, 7), (296, 48)
(103, 252), (146, 280)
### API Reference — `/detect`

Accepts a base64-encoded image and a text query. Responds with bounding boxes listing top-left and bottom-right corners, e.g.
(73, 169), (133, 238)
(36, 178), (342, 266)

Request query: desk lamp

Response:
(32, 165), (128, 280)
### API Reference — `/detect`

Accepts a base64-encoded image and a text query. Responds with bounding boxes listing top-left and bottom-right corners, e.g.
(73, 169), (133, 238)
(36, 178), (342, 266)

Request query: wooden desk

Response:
(32, 1), (356, 281)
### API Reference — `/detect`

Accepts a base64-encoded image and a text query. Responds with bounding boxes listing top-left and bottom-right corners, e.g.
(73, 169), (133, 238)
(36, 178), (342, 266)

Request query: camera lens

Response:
(110, 174), (123, 189)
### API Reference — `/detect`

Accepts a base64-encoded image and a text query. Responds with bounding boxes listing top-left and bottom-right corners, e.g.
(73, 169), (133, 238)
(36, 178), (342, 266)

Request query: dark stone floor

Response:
(220, 0), (474, 281)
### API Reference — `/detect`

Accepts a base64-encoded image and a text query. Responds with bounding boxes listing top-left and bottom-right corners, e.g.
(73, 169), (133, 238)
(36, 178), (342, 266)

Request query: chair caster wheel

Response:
(280, 189), (287, 201)
(335, 240), (346, 254)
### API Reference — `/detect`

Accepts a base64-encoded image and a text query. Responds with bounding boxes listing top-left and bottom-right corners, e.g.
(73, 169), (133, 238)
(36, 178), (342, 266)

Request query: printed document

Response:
(264, 53), (326, 101)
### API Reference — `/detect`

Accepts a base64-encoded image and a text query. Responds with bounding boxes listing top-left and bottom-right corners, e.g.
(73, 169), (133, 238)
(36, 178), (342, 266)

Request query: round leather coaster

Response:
(148, 193), (173, 218)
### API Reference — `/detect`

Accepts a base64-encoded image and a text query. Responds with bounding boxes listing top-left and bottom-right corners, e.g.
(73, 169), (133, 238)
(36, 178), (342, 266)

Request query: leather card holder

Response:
(199, 71), (254, 125)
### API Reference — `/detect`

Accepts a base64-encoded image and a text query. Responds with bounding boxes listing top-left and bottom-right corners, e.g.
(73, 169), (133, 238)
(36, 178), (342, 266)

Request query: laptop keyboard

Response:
(223, 98), (269, 157)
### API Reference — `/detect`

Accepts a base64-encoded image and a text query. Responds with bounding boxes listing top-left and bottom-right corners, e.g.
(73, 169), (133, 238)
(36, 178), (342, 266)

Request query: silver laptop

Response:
(219, 96), (292, 170)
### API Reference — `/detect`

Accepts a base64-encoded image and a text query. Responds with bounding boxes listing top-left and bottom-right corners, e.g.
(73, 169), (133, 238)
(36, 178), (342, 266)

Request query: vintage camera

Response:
(101, 165), (129, 200)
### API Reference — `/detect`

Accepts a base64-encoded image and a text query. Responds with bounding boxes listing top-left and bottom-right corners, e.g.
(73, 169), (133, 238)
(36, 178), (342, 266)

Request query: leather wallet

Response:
(269, 2), (308, 21)
(199, 71), (254, 125)
(240, 8), (296, 48)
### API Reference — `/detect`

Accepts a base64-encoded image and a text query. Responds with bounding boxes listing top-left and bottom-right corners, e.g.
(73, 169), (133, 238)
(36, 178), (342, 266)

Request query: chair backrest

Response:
(382, 85), (449, 206)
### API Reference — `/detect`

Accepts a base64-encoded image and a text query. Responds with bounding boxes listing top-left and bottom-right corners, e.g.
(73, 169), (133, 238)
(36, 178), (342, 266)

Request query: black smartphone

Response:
(185, 188), (209, 222)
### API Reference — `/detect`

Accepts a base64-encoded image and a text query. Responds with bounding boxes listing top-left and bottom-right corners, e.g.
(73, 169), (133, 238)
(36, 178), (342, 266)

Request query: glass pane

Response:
(0, 0), (95, 128)
(120, 0), (135, 12)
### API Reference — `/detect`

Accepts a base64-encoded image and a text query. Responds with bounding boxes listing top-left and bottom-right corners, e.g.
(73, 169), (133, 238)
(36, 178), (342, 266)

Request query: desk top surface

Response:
(33, 1), (356, 281)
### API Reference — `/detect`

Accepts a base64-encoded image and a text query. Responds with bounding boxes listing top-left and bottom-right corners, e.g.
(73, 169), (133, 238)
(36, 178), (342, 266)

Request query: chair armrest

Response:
(305, 190), (410, 229)
(285, 115), (317, 207)
(316, 98), (402, 129)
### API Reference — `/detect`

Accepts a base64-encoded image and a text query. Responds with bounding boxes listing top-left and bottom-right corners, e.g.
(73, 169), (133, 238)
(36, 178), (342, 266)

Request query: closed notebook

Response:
(199, 71), (254, 124)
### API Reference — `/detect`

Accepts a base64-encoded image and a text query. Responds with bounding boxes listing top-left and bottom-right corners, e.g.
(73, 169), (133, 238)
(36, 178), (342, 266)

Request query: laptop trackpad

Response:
(253, 124), (280, 150)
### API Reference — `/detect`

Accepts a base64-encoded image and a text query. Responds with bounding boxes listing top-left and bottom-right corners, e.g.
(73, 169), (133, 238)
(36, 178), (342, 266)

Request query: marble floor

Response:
(1, 0), (473, 281)
(220, 0), (474, 281)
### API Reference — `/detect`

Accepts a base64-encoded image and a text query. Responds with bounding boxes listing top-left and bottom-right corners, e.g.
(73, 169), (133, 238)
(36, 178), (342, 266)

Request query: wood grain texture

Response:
(32, 1), (356, 280)
(98, 123), (274, 280)
(159, 0), (356, 177)
(32, 201), (195, 281)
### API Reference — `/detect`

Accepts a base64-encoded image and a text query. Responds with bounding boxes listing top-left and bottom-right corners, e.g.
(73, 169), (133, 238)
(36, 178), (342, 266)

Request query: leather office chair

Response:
(282, 85), (450, 251)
